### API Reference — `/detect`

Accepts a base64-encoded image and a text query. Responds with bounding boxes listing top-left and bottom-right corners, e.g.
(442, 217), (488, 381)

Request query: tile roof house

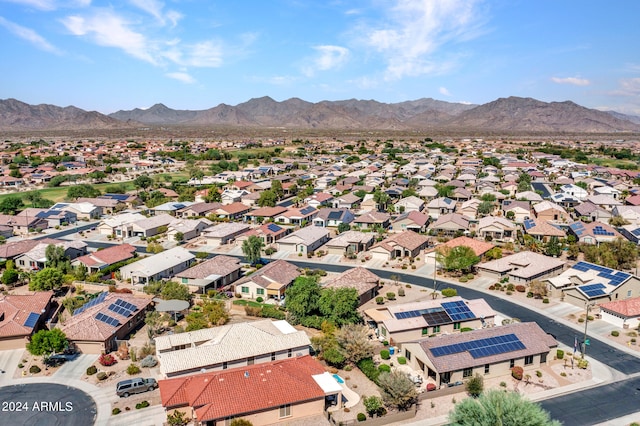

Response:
(202, 222), (251, 247)
(177, 202), (222, 218)
(567, 220), (622, 245)
(175, 255), (242, 294)
(546, 261), (640, 307)
(57, 292), (152, 354)
(167, 217), (213, 241)
(599, 297), (640, 329)
(501, 200), (531, 223)
(426, 197), (456, 219)
(522, 217), (566, 241)
(476, 251), (565, 285)
(244, 206), (288, 222)
(392, 210), (429, 233)
(214, 202), (252, 219)
(323, 230), (374, 256)
(332, 193), (361, 209)
(15, 240), (88, 272)
(233, 259), (300, 300)
(119, 247), (195, 285)
(612, 205), (640, 226)
(236, 223), (291, 246)
(574, 201), (613, 223)
(352, 210), (391, 230)
(71, 243), (137, 273)
(159, 355), (341, 425)
(155, 319), (311, 377)
(369, 230), (430, 261)
(0, 291), (54, 350)
(0, 238), (62, 260)
(429, 213), (470, 237)
(364, 296), (496, 344)
(312, 208), (355, 228)
(476, 216), (517, 242)
(274, 206), (319, 226)
(323, 267), (380, 306)
(440, 236), (495, 257)
(400, 322), (557, 388)
(394, 195), (425, 213)
(532, 201), (570, 223)
(277, 226), (331, 255)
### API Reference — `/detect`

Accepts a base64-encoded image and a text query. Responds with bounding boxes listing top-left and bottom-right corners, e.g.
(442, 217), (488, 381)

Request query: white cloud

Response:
(303, 45), (349, 77)
(439, 87), (451, 96)
(360, 0), (486, 80)
(129, 0), (182, 27)
(551, 76), (590, 86)
(61, 9), (157, 64)
(166, 71), (195, 84)
(2, 0), (56, 10)
(0, 16), (62, 54)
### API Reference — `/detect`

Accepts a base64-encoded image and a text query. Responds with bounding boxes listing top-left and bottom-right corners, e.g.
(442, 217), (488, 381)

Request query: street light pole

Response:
(582, 302), (594, 359)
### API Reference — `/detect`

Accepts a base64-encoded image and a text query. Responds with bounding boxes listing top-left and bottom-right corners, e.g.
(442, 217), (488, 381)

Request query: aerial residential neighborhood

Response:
(1, 133), (640, 426)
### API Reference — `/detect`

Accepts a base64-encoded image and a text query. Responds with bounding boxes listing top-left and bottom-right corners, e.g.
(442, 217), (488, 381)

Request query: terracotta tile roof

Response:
(354, 211), (391, 224)
(0, 291), (53, 338)
(441, 236), (494, 257)
(477, 251), (565, 279)
(58, 293), (152, 342)
(159, 355), (327, 421)
(417, 322), (556, 372)
(0, 238), (61, 259)
(324, 267), (380, 296)
(233, 260), (300, 289)
(176, 255), (241, 279)
(600, 298), (640, 318)
(248, 206), (288, 217)
(524, 218), (566, 238)
(74, 244), (136, 268)
(218, 202), (250, 215)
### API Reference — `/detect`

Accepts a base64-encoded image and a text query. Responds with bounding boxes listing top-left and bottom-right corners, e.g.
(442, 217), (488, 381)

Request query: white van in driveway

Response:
(116, 378), (157, 397)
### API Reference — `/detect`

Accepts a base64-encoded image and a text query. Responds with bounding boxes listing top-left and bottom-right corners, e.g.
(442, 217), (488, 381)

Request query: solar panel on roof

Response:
(114, 299), (138, 312)
(108, 303), (133, 317)
(327, 211), (343, 220)
(266, 223), (282, 233)
(442, 301), (475, 321)
(523, 219), (535, 230)
(422, 310), (452, 326)
(632, 228), (640, 237)
(95, 312), (120, 327)
(430, 333), (525, 359)
(579, 283), (607, 298)
(300, 206), (315, 215)
(73, 292), (108, 316)
(23, 312), (40, 328)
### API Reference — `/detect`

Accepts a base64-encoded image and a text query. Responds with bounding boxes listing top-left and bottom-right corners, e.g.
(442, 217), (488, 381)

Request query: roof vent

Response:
(244, 371), (249, 378)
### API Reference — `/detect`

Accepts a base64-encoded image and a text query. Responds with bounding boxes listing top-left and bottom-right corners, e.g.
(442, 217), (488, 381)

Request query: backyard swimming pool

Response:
(333, 374), (344, 384)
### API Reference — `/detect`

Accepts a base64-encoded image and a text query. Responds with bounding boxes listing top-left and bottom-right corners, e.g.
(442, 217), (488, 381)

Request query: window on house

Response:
(509, 359), (515, 368)
(628, 290), (632, 298)
(288, 349), (292, 358)
(433, 325), (440, 333)
(241, 286), (249, 294)
(463, 367), (473, 378)
(381, 327), (387, 336)
(222, 362), (228, 370)
(484, 364), (490, 374)
(271, 352), (276, 361)
(279, 404), (291, 418)
(257, 288), (265, 295)
(181, 278), (188, 284)
(422, 328), (428, 335)
(247, 356), (255, 365)
(524, 355), (534, 365)
(405, 350), (412, 361)
(453, 322), (461, 330)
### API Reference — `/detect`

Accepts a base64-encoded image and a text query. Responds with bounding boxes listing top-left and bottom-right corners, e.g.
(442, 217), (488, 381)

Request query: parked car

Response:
(116, 378), (158, 397)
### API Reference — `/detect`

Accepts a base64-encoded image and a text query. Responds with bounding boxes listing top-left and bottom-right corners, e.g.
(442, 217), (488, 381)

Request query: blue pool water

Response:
(333, 374), (344, 384)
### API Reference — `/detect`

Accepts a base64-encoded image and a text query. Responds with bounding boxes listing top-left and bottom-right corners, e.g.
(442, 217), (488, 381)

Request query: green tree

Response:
(24, 191), (44, 207)
(336, 324), (375, 364)
(484, 247), (503, 260)
(185, 311), (209, 331)
(378, 370), (418, 410)
(174, 232), (184, 242)
(133, 175), (153, 191)
(0, 195), (24, 214)
(202, 300), (229, 326)
(145, 311), (162, 339)
(285, 276), (322, 319)
(29, 267), (64, 291)
(271, 180), (284, 199)
(204, 188), (222, 203)
(337, 222), (350, 234)
(477, 200), (494, 217)
(449, 390), (560, 426)
(1, 269), (19, 286)
(257, 190), (278, 207)
(435, 184), (455, 198)
(26, 329), (68, 356)
(363, 395), (384, 418)
(46, 244), (70, 271)
(544, 237), (563, 257)
(373, 189), (390, 211)
(229, 419), (254, 426)
(161, 281), (191, 301)
(318, 287), (361, 326)
(436, 246), (480, 274)
(67, 183), (100, 200)
(241, 235), (264, 266)
(167, 410), (189, 426)
(465, 373), (484, 397)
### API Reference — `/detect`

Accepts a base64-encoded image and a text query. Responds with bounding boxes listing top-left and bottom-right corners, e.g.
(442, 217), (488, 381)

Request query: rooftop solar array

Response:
(95, 312), (120, 327)
(114, 298), (138, 312)
(102, 193), (130, 201)
(571, 261), (631, 288)
(108, 303), (133, 317)
(73, 292), (108, 316)
(442, 300), (475, 321)
(394, 307), (445, 320)
(593, 225), (615, 236)
(569, 222), (585, 236)
(327, 211), (343, 220)
(579, 283), (607, 298)
(523, 219), (536, 230)
(300, 206), (316, 215)
(422, 310), (453, 326)
(430, 333), (526, 359)
(266, 223), (282, 233)
(23, 312), (40, 328)
(632, 228), (640, 237)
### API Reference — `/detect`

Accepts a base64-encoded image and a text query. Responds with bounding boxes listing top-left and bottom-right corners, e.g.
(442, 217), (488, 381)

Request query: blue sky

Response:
(1, 0), (639, 115)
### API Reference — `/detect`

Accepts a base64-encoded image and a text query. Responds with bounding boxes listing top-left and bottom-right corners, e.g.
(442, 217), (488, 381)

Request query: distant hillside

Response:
(0, 98), (133, 131)
(2, 96), (640, 133)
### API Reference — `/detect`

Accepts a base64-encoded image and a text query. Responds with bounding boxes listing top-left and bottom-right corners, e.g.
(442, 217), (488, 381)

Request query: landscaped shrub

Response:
(17, 363), (23, 369)
(256, 297), (263, 303)
(398, 288), (405, 297)
(112, 408), (121, 415)
(126, 364), (141, 375)
(97, 372), (107, 380)
(542, 298), (550, 304)
(526, 292), (533, 298)
(245, 306), (262, 317)
(556, 349), (565, 359)
(357, 413), (366, 422)
(397, 356), (406, 364)
(135, 401), (150, 409)
(378, 364), (391, 373)
(375, 296), (384, 305)
(506, 283), (515, 292)
(536, 370), (543, 378)
(587, 315), (594, 321)
(459, 277), (468, 283)
(140, 355), (158, 368)
(578, 318), (585, 323)
(611, 330), (620, 337)
(99, 353), (117, 366)
(29, 365), (41, 374)
(380, 349), (390, 360)
(441, 288), (457, 298)
(386, 292), (396, 300)
(426, 383), (436, 391)
(357, 358), (380, 385)
(515, 285), (526, 293)
(460, 327), (473, 332)
(511, 366), (523, 380)
(86, 365), (98, 376)
(488, 285), (495, 290)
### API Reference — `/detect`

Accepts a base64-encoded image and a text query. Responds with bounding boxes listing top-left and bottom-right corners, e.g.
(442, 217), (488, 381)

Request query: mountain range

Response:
(1, 96), (639, 133)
